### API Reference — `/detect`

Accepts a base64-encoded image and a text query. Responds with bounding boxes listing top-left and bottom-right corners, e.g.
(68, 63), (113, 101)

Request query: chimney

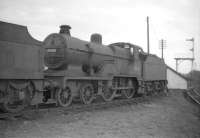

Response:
(59, 25), (71, 36)
(90, 33), (102, 45)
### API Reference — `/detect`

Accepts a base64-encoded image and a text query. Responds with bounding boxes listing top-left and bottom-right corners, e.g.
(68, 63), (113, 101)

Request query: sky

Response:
(0, 0), (199, 73)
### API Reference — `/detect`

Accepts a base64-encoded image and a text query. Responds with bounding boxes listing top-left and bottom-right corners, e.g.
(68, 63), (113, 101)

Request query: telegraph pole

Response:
(161, 40), (163, 59)
(147, 16), (150, 54)
(159, 39), (166, 60)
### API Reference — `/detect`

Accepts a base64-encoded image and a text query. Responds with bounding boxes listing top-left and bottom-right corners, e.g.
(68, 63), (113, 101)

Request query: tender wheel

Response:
(122, 80), (137, 99)
(122, 89), (135, 99)
(156, 82), (162, 93)
(56, 86), (73, 107)
(28, 81), (35, 100)
(79, 83), (94, 104)
(101, 86), (115, 102)
(161, 82), (168, 95)
(2, 82), (32, 113)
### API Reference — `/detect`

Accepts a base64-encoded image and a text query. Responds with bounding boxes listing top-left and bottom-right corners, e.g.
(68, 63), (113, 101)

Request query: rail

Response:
(186, 88), (200, 105)
(0, 92), (166, 120)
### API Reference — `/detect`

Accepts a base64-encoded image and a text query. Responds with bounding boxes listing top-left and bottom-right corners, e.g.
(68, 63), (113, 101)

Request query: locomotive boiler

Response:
(44, 25), (144, 77)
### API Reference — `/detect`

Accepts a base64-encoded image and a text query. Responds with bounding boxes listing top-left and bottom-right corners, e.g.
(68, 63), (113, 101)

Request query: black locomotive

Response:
(0, 21), (167, 113)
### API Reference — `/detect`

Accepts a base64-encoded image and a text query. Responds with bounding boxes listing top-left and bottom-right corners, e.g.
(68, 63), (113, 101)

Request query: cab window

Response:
(130, 47), (134, 55)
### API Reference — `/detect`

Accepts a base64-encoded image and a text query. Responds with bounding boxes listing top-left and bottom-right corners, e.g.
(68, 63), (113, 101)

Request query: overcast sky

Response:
(0, 0), (199, 73)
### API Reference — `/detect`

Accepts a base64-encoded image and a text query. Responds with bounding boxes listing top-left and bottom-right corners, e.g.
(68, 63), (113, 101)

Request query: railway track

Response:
(0, 93), (166, 120)
(186, 88), (200, 106)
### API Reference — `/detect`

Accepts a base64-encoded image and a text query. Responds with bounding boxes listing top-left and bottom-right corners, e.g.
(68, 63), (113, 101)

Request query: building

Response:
(167, 66), (188, 89)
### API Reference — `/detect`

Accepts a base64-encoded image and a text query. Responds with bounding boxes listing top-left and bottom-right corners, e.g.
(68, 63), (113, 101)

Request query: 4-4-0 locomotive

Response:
(0, 21), (167, 113)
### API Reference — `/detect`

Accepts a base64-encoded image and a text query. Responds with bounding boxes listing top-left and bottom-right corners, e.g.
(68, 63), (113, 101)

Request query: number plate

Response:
(47, 49), (57, 52)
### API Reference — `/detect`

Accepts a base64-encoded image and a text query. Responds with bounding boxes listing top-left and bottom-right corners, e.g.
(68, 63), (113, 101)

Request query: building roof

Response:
(167, 66), (189, 81)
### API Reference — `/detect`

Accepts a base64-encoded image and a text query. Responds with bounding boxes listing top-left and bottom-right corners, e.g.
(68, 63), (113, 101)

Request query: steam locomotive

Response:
(0, 21), (167, 113)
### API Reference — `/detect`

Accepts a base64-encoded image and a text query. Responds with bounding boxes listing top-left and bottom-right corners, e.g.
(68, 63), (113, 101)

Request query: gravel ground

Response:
(0, 90), (200, 138)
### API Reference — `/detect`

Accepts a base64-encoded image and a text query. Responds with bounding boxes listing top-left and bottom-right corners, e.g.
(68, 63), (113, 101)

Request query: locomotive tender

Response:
(0, 21), (167, 113)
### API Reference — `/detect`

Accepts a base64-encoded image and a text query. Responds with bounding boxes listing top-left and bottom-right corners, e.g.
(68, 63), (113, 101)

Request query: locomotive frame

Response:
(0, 21), (168, 113)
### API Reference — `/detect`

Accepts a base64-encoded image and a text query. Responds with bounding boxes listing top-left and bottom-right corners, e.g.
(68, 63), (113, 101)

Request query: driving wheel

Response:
(101, 86), (115, 102)
(56, 86), (73, 107)
(79, 83), (94, 105)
